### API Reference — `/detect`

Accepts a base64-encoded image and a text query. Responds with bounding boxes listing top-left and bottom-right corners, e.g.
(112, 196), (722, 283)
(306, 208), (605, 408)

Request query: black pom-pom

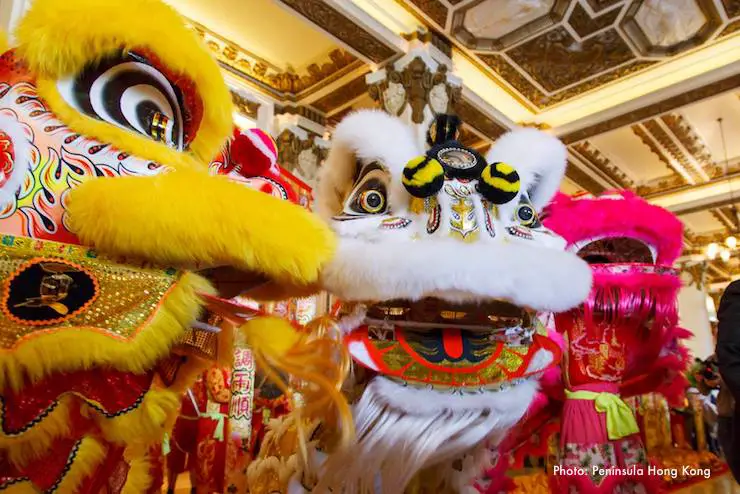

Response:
(402, 155), (445, 198)
(477, 161), (520, 204)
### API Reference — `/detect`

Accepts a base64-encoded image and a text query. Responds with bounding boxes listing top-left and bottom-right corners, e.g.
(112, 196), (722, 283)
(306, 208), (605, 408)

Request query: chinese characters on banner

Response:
(225, 346), (256, 491)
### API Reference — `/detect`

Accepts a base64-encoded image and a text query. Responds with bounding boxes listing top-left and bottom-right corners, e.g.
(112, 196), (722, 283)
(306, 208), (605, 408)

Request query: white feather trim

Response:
(485, 128), (567, 210)
(0, 113), (32, 208)
(317, 110), (422, 219)
(320, 236), (593, 312)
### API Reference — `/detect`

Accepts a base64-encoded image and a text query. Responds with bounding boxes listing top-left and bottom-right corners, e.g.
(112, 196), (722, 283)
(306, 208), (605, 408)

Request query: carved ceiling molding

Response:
(710, 207), (739, 231)
(634, 174), (686, 196)
(451, 0), (570, 51)
(621, 0), (722, 57)
(275, 105), (327, 127)
(586, 0), (624, 12)
(661, 114), (712, 167)
(397, 0), (740, 109)
(642, 119), (701, 180)
(454, 97), (508, 140)
(190, 20), (360, 99)
(312, 73), (369, 114)
(631, 123), (692, 182)
(565, 160), (606, 194)
(560, 73), (740, 144)
(569, 2), (620, 37)
(277, 0), (398, 64)
(367, 57), (461, 124)
(570, 141), (633, 188)
(231, 91), (260, 120)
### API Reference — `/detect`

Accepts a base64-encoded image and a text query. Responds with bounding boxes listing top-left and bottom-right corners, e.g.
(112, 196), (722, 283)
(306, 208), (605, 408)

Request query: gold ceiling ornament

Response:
(277, 0), (398, 64)
(563, 160), (604, 195)
(231, 91), (261, 120)
(634, 173), (686, 197)
(455, 98), (507, 139)
(570, 141), (633, 189)
(517, 121), (551, 130)
(367, 56), (461, 124)
(189, 20), (359, 98)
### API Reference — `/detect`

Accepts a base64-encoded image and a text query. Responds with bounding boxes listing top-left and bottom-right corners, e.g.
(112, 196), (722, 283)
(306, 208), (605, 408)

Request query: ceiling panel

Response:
(680, 92), (740, 164)
(590, 126), (671, 183)
(165, 0), (339, 71)
(681, 210), (725, 234)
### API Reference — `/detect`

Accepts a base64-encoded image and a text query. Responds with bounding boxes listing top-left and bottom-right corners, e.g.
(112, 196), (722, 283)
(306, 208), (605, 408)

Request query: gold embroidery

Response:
(0, 235), (178, 348)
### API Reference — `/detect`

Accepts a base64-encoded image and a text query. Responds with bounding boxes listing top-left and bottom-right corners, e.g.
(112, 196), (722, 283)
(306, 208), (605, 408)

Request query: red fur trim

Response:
(544, 190), (683, 265)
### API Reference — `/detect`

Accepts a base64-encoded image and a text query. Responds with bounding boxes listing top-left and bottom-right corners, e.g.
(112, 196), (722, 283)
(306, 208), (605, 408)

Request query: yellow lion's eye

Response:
(360, 190), (385, 213)
(516, 204), (537, 227)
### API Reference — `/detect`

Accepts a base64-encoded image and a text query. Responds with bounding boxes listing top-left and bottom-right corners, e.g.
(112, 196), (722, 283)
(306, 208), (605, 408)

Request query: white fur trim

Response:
(0, 113), (32, 207)
(367, 375), (537, 416)
(316, 110), (421, 219)
(485, 128), (567, 210)
(320, 236), (593, 312)
(313, 376), (536, 492)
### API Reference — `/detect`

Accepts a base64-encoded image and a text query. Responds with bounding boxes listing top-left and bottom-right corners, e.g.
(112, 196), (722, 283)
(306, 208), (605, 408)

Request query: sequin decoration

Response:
(0, 235), (180, 349)
(173, 328), (218, 360)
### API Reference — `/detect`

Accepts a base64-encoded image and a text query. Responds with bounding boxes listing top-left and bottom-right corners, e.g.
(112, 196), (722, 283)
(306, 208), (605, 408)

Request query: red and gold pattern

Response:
(347, 328), (560, 388)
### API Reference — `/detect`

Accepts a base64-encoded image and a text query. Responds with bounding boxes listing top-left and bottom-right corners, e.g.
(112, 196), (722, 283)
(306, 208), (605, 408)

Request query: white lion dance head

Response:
(307, 110), (592, 492)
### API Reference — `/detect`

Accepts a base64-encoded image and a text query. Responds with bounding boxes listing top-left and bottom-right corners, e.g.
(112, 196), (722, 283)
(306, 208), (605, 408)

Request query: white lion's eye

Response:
(57, 52), (184, 151)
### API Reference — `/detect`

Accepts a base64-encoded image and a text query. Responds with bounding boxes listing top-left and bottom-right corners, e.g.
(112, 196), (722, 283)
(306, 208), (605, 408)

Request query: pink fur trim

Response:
(543, 190), (683, 265)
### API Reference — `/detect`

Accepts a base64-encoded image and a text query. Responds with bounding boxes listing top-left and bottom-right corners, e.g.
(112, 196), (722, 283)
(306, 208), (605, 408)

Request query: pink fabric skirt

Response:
(553, 383), (665, 494)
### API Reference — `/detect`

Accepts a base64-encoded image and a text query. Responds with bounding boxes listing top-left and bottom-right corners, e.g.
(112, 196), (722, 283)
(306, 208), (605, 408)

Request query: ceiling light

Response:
(721, 248), (731, 262)
(727, 236), (737, 249)
(707, 243), (719, 259)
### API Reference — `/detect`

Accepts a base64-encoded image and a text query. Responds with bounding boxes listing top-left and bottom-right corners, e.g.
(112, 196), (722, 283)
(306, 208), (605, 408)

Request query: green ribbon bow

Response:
(566, 390), (639, 440)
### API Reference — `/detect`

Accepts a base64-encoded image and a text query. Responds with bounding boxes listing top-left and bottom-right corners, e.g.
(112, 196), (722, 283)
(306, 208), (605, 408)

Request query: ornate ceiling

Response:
(408, 0), (740, 109)
(83, 0), (740, 291)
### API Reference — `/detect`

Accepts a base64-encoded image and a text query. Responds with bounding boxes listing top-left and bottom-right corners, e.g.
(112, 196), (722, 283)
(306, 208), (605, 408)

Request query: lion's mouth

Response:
(343, 298), (557, 390)
(573, 237), (656, 265)
(362, 297), (532, 334)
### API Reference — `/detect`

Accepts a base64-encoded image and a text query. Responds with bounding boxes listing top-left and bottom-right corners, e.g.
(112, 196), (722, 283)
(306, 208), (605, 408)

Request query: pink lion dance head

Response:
(544, 190), (689, 400)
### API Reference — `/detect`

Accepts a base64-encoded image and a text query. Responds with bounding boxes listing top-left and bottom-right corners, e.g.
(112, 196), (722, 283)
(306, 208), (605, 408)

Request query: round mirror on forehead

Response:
(430, 143), (486, 180)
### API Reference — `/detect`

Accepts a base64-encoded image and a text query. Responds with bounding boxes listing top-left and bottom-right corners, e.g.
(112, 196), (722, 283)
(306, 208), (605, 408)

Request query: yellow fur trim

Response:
(5, 382), (188, 468)
(67, 171), (336, 289)
(55, 437), (107, 494)
(121, 452), (154, 494)
(0, 481), (34, 493)
(0, 271), (213, 391)
(241, 317), (301, 358)
(16, 0), (232, 162)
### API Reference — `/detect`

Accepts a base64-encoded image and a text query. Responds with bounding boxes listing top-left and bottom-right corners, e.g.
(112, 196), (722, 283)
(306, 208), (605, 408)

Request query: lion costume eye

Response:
(359, 190), (385, 213)
(338, 161), (390, 218)
(57, 52), (185, 150)
(515, 201), (541, 228)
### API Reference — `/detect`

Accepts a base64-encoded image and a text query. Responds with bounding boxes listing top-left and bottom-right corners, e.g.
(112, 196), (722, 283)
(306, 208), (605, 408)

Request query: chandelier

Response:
(706, 236), (736, 262)
(705, 117), (737, 264)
